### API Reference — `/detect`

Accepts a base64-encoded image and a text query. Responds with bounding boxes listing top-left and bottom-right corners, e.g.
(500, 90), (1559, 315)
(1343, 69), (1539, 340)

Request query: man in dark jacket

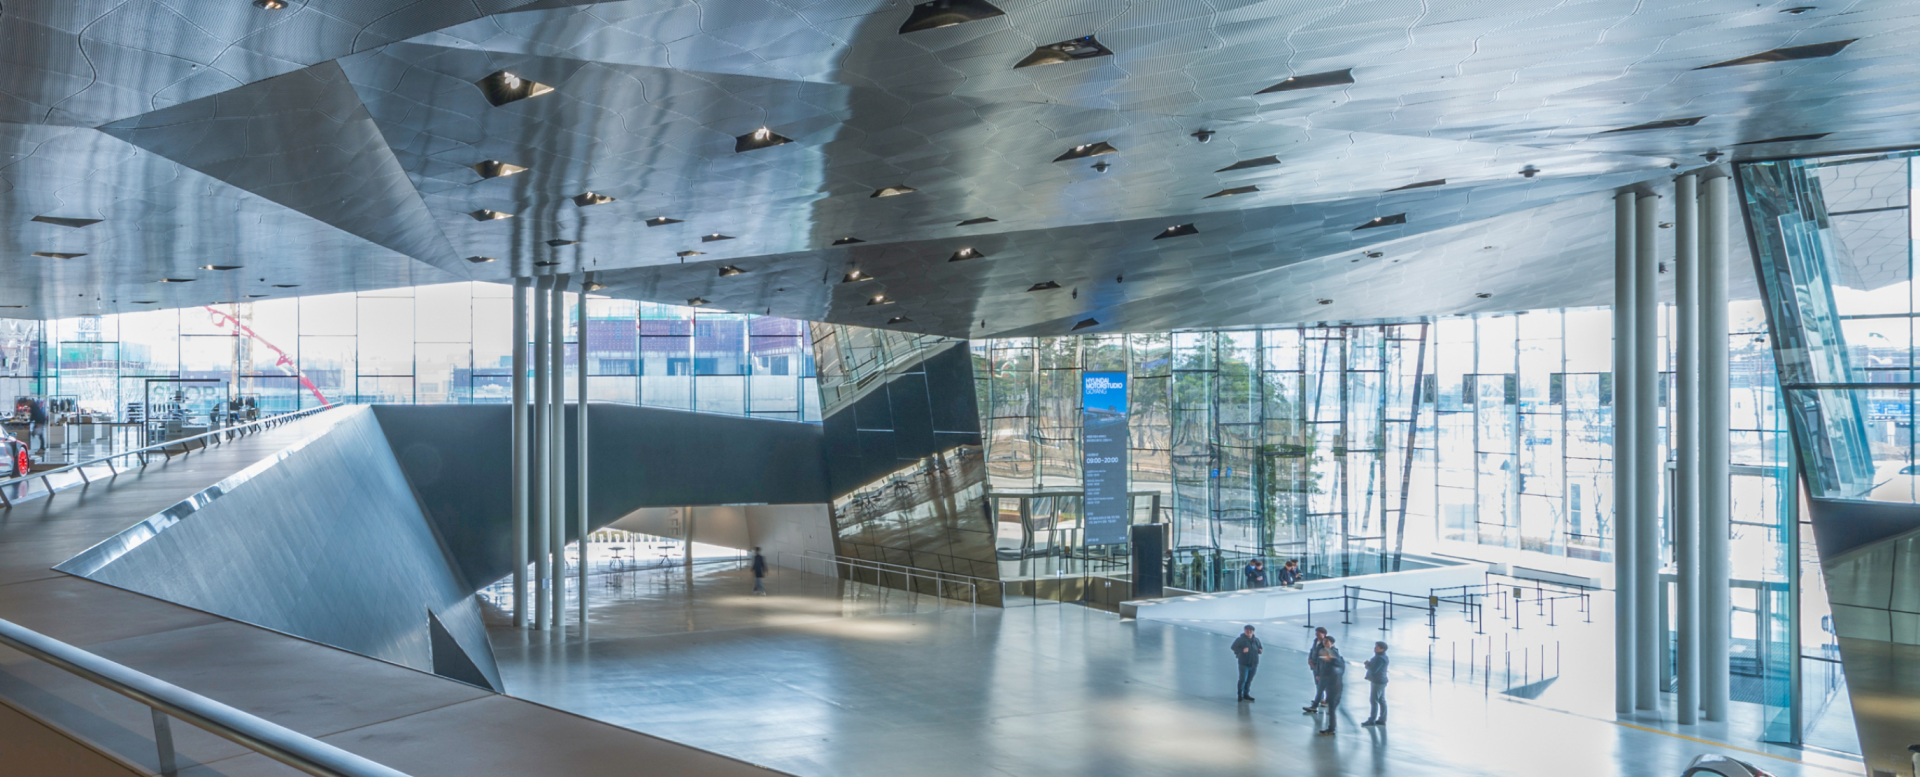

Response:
(1316, 635), (1345, 735)
(1363, 641), (1389, 726)
(1231, 625), (1262, 701)
(1302, 626), (1328, 713)
(24, 398), (47, 454)
(751, 547), (769, 595)
(1244, 559), (1266, 588)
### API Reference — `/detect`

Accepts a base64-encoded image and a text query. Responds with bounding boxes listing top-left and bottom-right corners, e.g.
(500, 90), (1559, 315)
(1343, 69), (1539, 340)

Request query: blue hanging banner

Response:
(1082, 372), (1130, 546)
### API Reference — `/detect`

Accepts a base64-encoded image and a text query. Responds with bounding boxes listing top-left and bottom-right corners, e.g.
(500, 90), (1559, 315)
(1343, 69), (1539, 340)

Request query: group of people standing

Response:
(1240, 558), (1302, 588)
(1231, 625), (1388, 735)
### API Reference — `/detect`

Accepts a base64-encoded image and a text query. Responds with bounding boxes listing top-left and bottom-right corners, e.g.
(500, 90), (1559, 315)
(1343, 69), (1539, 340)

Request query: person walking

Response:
(1362, 641), (1390, 726)
(1231, 625), (1262, 701)
(1316, 636), (1345, 735)
(1302, 626), (1328, 713)
(751, 547), (769, 595)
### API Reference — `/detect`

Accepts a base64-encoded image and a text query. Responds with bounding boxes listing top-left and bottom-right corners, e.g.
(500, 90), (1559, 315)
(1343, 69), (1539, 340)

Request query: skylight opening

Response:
(476, 71), (554, 107)
(1256, 69), (1354, 95)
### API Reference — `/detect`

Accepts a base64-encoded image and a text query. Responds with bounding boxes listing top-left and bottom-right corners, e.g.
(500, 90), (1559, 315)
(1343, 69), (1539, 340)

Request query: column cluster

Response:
(511, 274), (592, 635)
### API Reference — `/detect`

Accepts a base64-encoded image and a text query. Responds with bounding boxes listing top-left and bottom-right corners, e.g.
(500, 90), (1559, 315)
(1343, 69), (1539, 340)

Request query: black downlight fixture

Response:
(899, 0), (1005, 34)
(1054, 141), (1117, 162)
(1256, 68), (1354, 94)
(1014, 36), (1113, 69)
(475, 70), (554, 107)
(948, 247), (985, 262)
(735, 127), (793, 153)
(1154, 224), (1199, 240)
(1354, 213), (1406, 230)
(32, 216), (102, 228)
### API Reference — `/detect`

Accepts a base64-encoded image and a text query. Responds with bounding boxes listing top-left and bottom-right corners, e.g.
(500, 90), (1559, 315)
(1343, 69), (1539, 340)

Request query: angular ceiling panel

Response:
(100, 61), (469, 276)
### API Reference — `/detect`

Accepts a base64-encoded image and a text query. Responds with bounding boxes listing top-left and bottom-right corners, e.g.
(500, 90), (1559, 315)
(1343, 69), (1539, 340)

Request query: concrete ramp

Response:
(1125, 556), (1489, 623)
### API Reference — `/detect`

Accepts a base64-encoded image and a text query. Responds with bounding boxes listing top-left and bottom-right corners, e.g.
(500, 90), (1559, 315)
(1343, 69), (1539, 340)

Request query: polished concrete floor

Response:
(491, 564), (1864, 777)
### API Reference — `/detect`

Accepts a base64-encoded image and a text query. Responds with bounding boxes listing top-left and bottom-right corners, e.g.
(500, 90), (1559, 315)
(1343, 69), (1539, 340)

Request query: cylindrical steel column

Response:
(531, 275), (551, 631)
(1613, 191), (1638, 715)
(511, 278), (529, 629)
(576, 276), (591, 637)
(550, 274), (568, 633)
(1701, 175), (1733, 721)
(1673, 173), (1700, 724)
(1634, 192), (1661, 710)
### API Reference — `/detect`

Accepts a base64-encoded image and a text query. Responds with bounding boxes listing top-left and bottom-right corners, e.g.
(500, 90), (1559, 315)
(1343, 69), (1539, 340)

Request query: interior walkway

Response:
(0, 410), (786, 777)
(492, 563), (1863, 777)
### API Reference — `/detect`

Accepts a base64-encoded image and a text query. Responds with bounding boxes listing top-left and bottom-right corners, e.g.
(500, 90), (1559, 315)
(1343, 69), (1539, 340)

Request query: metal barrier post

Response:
(153, 708), (178, 777)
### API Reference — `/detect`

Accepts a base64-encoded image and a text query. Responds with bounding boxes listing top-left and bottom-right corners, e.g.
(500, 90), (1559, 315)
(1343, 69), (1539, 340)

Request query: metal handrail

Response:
(798, 549), (998, 587)
(0, 617), (410, 777)
(0, 405), (331, 508)
(780, 552), (979, 607)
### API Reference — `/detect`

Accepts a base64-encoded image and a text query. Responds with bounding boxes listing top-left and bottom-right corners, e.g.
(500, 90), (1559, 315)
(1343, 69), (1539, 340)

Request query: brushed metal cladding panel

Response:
(57, 406), (503, 692)
(370, 403), (829, 588)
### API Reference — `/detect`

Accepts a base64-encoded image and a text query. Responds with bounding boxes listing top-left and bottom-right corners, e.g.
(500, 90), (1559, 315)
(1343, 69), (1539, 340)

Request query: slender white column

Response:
(1701, 175), (1733, 721)
(511, 278), (529, 629)
(550, 275), (568, 632)
(576, 277), (590, 637)
(1613, 191), (1638, 716)
(1634, 192), (1661, 710)
(531, 275), (551, 631)
(1673, 174), (1700, 724)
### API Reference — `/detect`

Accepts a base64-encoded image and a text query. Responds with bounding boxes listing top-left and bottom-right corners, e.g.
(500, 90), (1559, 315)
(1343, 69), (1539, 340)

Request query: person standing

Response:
(24, 398), (47, 454)
(1244, 559), (1267, 588)
(1231, 625), (1262, 701)
(1316, 636), (1345, 735)
(1362, 641), (1389, 726)
(1302, 626), (1328, 713)
(1277, 559), (1301, 587)
(751, 547), (768, 595)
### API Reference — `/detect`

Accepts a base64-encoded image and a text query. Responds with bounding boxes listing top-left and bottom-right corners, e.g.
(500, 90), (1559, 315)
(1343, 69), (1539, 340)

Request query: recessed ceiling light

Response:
(1476, 292), (1493, 299)
(1733, 133), (1830, 145)
(1014, 35), (1113, 69)
(1154, 224), (1198, 240)
(1054, 141), (1117, 162)
(130, 301), (157, 305)
(872, 185), (917, 198)
(158, 278), (194, 283)
(31, 252), (84, 259)
(469, 209), (513, 221)
(842, 270), (873, 283)
(1354, 213), (1407, 230)
(949, 247), (985, 262)
(868, 295), (894, 305)
(1659, 222), (1674, 229)
(1519, 166), (1540, 178)
(272, 284), (300, 288)
(545, 239), (580, 247)
(702, 233), (735, 242)
(1317, 298), (1333, 305)
(677, 250), (704, 257)
(688, 297), (710, 306)
(718, 265), (747, 277)
(1072, 318), (1099, 331)
(1090, 160), (1111, 173)
(0, 305), (26, 309)
(1217, 156), (1281, 172)
(1027, 281), (1060, 291)
(199, 265), (242, 270)
(571, 192), (615, 207)
(645, 216), (682, 227)
(899, 0), (1005, 33)
(735, 127), (793, 153)
(1256, 69), (1354, 95)
(1192, 129), (1216, 143)
(1603, 117), (1705, 133)
(1204, 185), (1259, 199)
(1781, 6), (1816, 13)
(532, 260), (558, 267)
(475, 70), (554, 107)
(1387, 179), (1446, 191)
(465, 256), (498, 263)
(1696, 39), (1855, 69)
(472, 160), (529, 179)
(958, 216), (997, 226)
(31, 216), (101, 228)
(1365, 251), (1384, 258)
(246, 294), (270, 298)
(832, 237), (866, 246)
(887, 316), (914, 325)
(253, 0), (288, 9)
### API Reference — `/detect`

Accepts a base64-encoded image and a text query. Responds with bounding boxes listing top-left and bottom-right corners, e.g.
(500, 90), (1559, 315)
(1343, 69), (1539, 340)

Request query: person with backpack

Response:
(1362, 641), (1389, 726)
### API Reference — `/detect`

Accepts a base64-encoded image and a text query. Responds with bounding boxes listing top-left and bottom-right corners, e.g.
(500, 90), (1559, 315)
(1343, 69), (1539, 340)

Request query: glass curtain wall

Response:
(21, 283), (818, 424)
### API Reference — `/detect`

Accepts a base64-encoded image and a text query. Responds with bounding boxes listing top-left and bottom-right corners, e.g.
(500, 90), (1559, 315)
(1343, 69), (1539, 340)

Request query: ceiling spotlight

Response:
(1055, 141), (1118, 162)
(688, 297), (710, 306)
(899, 0), (1006, 34)
(868, 295), (894, 305)
(735, 127), (794, 153)
(31, 216), (101, 228)
(645, 217), (682, 227)
(702, 233), (734, 242)
(949, 247), (985, 262)
(253, 0), (288, 9)
(465, 256), (498, 263)
(842, 270), (873, 283)
(1354, 214), (1407, 230)
(471, 160), (528, 179)
(475, 70), (554, 107)
(545, 239), (580, 247)
(1091, 161), (1112, 173)
(1365, 251), (1383, 258)
(1701, 150), (1724, 162)
(832, 237), (865, 246)
(1476, 292), (1493, 299)
(872, 185), (917, 198)
(1317, 298), (1333, 305)
(246, 294), (271, 298)
(1154, 224), (1199, 240)
(718, 265), (747, 277)
(199, 265), (243, 270)
(469, 209), (513, 221)
(887, 316), (914, 325)
(1519, 166), (1540, 178)
(1660, 222), (1674, 229)
(1027, 281), (1061, 291)
(572, 192), (615, 207)
(1014, 35), (1113, 68)
(1191, 129), (1215, 143)
(31, 252), (85, 259)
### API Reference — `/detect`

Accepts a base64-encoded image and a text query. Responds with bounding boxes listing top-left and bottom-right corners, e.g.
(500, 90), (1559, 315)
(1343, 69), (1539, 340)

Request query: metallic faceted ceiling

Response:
(1, 0), (1916, 333)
